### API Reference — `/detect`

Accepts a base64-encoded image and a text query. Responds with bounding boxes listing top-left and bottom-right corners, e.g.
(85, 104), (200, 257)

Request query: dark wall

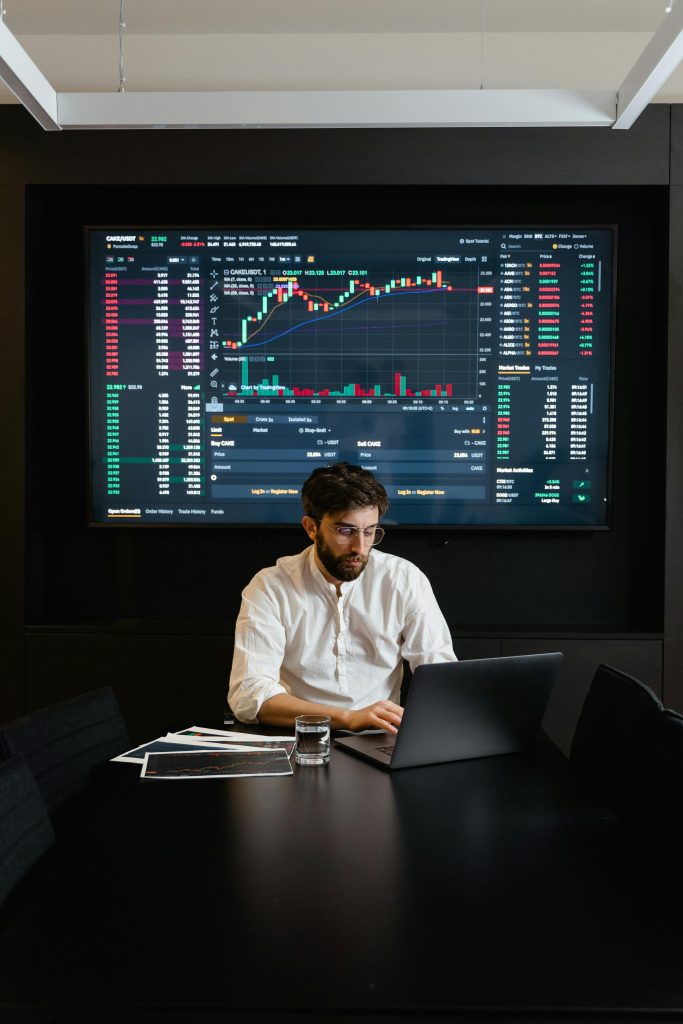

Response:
(1, 103), (680, 751)
(24, 183), (667, 635)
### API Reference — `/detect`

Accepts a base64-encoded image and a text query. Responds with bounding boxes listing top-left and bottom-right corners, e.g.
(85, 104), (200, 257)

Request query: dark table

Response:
(0, 732), (682, 1023)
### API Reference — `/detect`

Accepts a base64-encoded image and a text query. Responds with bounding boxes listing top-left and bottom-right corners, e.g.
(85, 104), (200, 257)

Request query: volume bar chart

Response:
(238, 362), (456, 398)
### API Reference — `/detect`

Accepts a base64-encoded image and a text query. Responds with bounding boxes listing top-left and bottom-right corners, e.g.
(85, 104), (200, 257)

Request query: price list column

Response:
(154, 270), (169, 375)
(537, 261), (560, 357)
(150, 262), (204, 499)
(156, 391), (170, 495)
(578, 260), (595, 357)
(541, 383), (558, 459)
(172, 268), (202, 376)
(183, 385), (203, 496)
(496, 382), (511, 462)
(104, 272), (120, 377)
(152, 265), (202, 376)
(105, 384), (125, 495)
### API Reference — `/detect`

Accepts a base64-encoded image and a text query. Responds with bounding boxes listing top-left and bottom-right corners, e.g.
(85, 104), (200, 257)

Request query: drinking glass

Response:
(295, 715), (331, 766)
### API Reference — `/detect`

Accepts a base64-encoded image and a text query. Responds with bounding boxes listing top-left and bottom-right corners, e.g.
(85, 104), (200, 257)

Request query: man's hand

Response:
(346, 700), (404, 734)
(257, 693), (403, 733)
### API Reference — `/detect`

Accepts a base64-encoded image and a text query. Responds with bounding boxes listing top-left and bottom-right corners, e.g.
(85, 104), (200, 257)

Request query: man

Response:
(228, 462), (456, 734)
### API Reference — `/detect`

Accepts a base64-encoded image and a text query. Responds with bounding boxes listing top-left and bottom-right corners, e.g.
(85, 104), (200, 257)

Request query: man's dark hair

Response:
(301, 462), (389, 522)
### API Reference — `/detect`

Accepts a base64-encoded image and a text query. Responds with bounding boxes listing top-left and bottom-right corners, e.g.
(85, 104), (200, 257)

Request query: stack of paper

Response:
(112, 726), (295, 779)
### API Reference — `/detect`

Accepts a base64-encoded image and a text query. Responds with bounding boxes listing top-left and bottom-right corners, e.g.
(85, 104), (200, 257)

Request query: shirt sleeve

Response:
(400, 566), (457, 671)
(228, 577), (289, 723)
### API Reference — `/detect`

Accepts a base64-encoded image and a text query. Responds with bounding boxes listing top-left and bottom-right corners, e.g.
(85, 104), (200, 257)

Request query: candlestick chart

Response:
(220, 264), (486, 400)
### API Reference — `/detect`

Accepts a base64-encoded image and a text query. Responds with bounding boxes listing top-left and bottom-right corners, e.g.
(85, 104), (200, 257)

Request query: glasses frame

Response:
(319, 520), (385, 546)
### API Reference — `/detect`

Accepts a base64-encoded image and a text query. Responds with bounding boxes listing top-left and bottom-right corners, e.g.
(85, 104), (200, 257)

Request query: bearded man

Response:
(228, 462), (456, 734)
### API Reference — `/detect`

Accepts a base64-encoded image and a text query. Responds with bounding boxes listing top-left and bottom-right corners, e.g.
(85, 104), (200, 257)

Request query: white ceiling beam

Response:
(0, 19), (60, 130)
(56, 88), (616, 130)
(615, 1), (683, 128)
(0, 15), (620, 134)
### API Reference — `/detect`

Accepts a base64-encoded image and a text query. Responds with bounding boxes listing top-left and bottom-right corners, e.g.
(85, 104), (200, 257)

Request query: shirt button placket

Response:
(336, 592), (349, 695)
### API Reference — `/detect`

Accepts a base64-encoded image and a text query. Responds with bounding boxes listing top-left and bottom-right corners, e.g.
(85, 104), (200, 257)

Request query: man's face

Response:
(304, 506), (380, 584)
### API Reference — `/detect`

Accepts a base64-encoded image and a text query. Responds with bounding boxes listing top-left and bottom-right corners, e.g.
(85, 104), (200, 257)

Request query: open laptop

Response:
(334, 652), (563, 770)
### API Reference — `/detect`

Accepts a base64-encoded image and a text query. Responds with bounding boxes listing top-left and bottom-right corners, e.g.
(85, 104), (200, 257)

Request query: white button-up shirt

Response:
(229, 545), (456, 723)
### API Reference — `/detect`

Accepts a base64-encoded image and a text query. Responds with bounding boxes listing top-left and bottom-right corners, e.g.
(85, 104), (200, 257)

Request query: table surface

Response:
(1, 731), (682, 1023)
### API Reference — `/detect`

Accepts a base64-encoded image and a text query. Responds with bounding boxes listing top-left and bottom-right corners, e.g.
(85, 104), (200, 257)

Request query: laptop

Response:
(334, 652), (563, 770)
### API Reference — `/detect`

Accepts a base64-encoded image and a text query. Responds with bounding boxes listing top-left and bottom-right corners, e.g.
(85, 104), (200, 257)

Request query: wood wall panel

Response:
(663, 639), (683, 714)
(179, 634), (236, 727)
(25, 634), (182, 742)
(666, 189), (683, 652)
(0, 183), (25, 724)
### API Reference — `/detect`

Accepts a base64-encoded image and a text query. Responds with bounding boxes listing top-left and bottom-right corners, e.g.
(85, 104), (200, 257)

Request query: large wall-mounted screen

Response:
(88, 226), (614, 527)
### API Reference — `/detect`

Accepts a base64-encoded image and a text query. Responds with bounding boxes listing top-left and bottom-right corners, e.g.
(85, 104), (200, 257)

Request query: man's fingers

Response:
(376, 702), (403, 723)
(371, 703), (403, 733)
(350, 701), (404, 733)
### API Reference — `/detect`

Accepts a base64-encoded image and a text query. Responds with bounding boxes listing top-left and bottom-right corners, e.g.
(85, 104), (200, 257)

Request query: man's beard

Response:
(315, 533), (369, 582)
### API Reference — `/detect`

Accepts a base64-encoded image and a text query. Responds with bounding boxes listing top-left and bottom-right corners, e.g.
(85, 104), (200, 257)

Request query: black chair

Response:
(0, 687), (131, 823)
(570, 663), (663, 822)
(0, 754), (55, 907)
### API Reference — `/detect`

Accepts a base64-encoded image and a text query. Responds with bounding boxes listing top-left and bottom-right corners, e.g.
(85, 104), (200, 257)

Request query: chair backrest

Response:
(570, 663), (663, 821)
(0, 687), (130, 818)
(0, 754), (55, 907)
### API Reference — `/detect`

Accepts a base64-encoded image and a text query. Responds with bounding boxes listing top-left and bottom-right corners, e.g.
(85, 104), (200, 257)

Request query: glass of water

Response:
(295, 715), (331, 766)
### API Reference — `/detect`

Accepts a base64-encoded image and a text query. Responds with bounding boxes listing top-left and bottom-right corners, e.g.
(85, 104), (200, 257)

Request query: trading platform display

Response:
(88, 227), (614, 527)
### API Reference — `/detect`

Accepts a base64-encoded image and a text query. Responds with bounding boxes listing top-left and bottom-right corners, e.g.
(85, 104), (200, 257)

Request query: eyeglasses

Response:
(320, 521), (385, 546)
